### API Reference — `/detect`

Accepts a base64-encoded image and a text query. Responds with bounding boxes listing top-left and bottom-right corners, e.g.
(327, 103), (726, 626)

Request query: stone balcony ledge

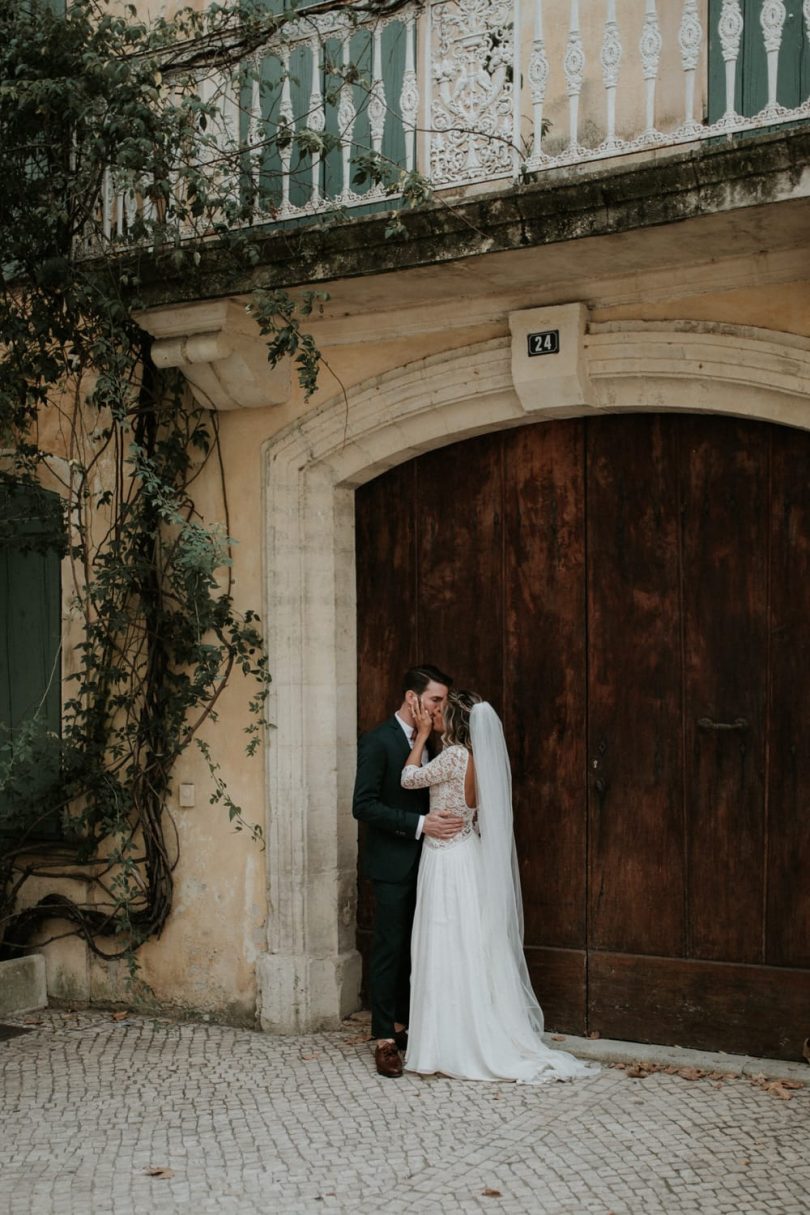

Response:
(126, 126), (810, 310)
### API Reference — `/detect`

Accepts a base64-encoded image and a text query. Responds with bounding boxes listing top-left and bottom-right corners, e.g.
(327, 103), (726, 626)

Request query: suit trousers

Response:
(369, 873), (418, 1040)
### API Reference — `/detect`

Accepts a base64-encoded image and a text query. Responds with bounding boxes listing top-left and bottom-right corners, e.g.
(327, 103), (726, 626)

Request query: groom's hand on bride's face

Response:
(422, 811), (464, 840)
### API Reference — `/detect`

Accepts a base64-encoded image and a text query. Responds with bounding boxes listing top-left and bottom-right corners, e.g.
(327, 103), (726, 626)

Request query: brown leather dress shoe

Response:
(374, 1040), (403, 1078)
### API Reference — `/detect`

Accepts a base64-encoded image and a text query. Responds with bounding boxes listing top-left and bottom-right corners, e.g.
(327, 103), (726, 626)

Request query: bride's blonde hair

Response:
(442, 689), (483, 752)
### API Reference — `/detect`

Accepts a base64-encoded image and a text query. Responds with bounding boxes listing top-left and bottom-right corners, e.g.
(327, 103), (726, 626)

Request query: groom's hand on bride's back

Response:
(422, 811), (464, 840)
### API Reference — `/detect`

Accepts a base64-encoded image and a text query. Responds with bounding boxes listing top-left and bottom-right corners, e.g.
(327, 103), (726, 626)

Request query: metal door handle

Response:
(697, 717), (749, 732)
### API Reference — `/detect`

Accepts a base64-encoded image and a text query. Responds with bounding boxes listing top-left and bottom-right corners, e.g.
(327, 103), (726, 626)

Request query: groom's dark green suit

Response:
(352, 715), (429, 1040)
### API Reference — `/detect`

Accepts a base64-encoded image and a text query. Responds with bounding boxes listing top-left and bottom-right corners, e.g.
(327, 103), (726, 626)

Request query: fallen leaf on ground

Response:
(738, 1160), (750, 1167)
(677, 1067), (705, 1081)
(588, 1031), (601, 1040)
(625, 1066), (650, 1079)
(481, 1188), (502, 1198)
(111, 1011), (130, 1022)
(145, 1167), (174, 1179)
(300, 1052), (320, 1061)
(550, 1034), (566, 1042)
(747, 1074), (797, 1099)
(343, 1034), (371, 1045)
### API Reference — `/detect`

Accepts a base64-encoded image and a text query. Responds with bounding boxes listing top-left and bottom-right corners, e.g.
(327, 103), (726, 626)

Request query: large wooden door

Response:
(355, 414), (810, 1060)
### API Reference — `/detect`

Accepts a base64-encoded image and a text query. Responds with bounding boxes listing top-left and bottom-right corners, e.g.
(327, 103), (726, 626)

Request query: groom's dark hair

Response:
(402, 664), (453, 695)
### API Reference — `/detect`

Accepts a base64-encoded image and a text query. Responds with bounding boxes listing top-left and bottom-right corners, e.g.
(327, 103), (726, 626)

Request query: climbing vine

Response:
(0, 0), (427, 967)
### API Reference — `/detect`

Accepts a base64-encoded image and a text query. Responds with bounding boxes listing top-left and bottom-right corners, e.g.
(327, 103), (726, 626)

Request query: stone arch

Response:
(256, 318), (810, 1032)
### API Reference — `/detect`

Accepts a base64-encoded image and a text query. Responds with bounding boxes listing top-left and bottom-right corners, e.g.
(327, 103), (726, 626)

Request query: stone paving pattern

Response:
(2, 1010), (809, 1214)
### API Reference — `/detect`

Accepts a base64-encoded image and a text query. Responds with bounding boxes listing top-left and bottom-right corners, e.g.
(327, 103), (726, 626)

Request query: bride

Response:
(401, 689), (597, 1083)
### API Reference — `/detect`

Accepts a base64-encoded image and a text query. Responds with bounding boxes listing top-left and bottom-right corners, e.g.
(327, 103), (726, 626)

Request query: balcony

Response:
(99, 1), (810, 241)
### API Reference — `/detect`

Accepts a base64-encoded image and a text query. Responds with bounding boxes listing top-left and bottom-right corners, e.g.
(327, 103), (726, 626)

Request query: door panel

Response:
(414, 435), (504, 701)
(586, 416), (685, 958)
(589, 951), (810, 1060)
(681, 417), (769, 963)
(504, 423), (587, 954)
(525, 946), (586, 1036)
(356, 460), (418, 734)
(767, 427), (810, 967)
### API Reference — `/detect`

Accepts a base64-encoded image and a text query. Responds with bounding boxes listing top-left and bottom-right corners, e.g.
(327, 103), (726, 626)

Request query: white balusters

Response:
(564, 0), (585, 153)
(308, 37), (325, 205)
(197, 68), (240, 210)
(337, 34), (357, 199)
(678, 0), (702, 131)
(124, 184), (138, 232)
(247, 56), (263, 219)
(368, 25), (387, 159)
(718, 0), (744, 123)
(600, 0), (623, 150)
(278, 47), (294, 215)
(528, 0), (549, 163)
(400, 11), (418, 173)
(141, 176), (155, 228)
(639, 0), (662, 137)
(102, 168), (113, 240)
(760, 1), (787, 114)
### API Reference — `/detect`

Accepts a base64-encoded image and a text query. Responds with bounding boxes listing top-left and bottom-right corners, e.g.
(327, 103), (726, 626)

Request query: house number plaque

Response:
(527, 330), (560, 356)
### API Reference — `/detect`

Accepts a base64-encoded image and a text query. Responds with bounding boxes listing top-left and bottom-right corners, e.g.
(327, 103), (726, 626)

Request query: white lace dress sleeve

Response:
(402, 745), (466, 789)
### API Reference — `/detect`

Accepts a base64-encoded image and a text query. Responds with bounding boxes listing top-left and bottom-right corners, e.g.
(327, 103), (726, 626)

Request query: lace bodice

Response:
(401, 745), (477, 849)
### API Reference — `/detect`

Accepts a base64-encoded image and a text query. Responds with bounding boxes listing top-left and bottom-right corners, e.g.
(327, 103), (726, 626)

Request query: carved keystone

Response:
(135, 299), (290, 411)
(509, 302), (594, 415)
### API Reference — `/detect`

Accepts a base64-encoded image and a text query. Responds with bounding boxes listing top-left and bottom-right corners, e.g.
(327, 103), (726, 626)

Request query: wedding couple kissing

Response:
(352, 664), (597, 1084)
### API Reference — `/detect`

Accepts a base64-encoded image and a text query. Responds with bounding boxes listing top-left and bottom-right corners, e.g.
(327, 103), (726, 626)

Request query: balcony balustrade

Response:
(98, 0), (810, 242)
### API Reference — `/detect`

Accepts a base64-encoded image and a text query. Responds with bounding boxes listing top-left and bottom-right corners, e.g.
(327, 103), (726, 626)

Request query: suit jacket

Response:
(352, 716), (429, 882)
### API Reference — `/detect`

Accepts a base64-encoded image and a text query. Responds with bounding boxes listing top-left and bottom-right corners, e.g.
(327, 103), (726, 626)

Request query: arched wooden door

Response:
(355, 414), (810, 1060)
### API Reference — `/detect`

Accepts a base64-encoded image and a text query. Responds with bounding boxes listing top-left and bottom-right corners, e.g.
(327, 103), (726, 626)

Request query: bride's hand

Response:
(411, 697), (434, 740)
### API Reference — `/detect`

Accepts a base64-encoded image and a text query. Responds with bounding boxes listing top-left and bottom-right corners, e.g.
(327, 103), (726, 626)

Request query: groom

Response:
(353, 664), (462, 1078)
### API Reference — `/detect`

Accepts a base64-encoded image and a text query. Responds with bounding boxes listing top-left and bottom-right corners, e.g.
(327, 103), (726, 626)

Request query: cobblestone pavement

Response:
(2, 1010), (809, 1215)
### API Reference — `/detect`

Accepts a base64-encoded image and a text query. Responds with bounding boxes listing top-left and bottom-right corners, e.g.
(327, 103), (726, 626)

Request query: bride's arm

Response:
(403, 697), (433, 770)
(401, 748), (455, 788)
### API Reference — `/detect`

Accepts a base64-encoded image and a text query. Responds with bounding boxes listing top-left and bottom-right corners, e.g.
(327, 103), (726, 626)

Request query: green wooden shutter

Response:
(0, 485), (64, 839)
(709, 1), (809, 122)
(244, 9), (411, 215)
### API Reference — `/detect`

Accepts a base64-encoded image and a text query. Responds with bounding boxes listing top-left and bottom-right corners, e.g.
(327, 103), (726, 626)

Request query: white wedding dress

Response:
(401, 708), (597, 1084)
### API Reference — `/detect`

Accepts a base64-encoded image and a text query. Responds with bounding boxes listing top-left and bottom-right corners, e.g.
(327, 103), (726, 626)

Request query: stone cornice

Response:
(127, 127), (810, 309)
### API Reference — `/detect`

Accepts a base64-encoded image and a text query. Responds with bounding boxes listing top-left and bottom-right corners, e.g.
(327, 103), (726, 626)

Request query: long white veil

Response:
(469, 701), (545, 1038)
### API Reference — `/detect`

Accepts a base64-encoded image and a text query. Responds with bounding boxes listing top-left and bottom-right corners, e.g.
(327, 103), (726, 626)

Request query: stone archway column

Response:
(256, 455), (363, 1032)
(255, 336), (534, 1032)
